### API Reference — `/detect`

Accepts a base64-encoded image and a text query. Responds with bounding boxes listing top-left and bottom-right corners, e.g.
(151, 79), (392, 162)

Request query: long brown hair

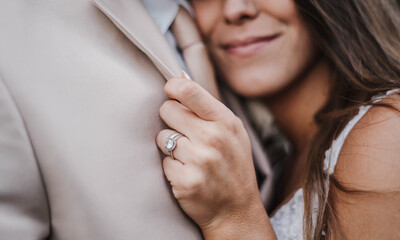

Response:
(294, 0), (400, 239)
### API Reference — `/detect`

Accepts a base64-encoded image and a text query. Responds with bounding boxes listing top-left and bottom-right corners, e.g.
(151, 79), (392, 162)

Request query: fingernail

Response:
(182, 71), (191, 80)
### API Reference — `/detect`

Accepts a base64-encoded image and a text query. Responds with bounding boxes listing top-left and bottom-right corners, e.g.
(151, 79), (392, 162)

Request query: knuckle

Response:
(164, 78), (179, 96)
(159, 100), (175, 116)
(201, 150), (221, 169)
(191, 146), (221, 170)
(177, 80), (198, 98)
(236, 116), (245, 128)
(182, 176), (202, 193)
(170, 180), (186, 199)
(208, 134), (223, 148)
(222, 115), (242, 133)
(172, 188), (184, 199)
(168, 167), (205, 199)
(203, 128), (223, 148)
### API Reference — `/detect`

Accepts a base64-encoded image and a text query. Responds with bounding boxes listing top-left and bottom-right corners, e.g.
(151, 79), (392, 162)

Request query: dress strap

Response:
(323, 89), (400, 175)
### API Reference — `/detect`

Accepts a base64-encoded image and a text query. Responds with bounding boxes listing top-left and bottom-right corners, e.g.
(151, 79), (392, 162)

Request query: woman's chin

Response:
(227, 80), (290, 99)
(220, 69), (295, 98)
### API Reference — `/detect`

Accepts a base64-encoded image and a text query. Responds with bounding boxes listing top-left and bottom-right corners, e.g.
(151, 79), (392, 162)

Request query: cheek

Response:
(220, 47), (315, 98)
(196, 0), (318, 97)
(214, 3), (317, 97)
(192, 2), (221, 38)
(219, 32), (318, 98)
(259, 0), (298, 19)
(217, 59), (299, 97)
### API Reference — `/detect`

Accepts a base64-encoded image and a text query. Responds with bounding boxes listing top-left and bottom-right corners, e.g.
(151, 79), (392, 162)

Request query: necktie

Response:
(171, 7), (221, 100)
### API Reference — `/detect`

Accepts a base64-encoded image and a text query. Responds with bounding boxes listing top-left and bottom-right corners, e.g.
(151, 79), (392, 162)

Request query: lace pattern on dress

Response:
(270, 189), (305, 240)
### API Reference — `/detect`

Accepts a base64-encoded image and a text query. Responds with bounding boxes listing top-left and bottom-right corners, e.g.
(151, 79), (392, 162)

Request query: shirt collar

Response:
(141, 0), (192, 34)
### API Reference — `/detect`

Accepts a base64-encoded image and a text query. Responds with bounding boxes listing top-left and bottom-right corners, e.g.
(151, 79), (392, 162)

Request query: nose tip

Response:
(223, 0), (259, 25)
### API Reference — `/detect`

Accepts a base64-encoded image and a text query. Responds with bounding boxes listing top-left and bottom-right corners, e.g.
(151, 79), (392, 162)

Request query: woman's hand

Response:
(156, 73), (275, 239)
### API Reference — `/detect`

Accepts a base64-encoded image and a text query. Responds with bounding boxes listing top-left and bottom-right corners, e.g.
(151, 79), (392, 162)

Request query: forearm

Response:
(201, 202), (277, 240)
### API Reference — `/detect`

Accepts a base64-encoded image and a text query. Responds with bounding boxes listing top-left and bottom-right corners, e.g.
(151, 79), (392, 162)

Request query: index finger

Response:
(164, 76), (230, 121)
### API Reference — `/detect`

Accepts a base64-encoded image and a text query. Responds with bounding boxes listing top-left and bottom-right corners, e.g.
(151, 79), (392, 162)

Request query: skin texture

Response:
(191, 0), (330, 203)
(331, 96), (400, 239)
(157, 76), (400, 239)
(191, 0), (318, 97)
(157, 75), (276, 239)
(156, 0), (400, 239)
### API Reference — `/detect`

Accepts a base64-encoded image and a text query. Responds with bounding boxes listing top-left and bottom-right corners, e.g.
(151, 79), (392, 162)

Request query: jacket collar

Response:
(92, 0), (183, 80)
(92, 0), (273, 208)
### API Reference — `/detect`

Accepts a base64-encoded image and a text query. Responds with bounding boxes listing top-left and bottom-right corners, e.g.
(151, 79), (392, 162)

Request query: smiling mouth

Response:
(221, 34), (281, 56)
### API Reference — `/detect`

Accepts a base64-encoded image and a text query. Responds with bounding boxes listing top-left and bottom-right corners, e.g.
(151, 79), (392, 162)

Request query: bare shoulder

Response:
(330, 94), (400, 239)
(334, 93), (400, 191)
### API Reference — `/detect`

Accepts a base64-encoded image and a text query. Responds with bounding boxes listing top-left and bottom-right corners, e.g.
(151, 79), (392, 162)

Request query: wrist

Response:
(200, 199), (276, 240)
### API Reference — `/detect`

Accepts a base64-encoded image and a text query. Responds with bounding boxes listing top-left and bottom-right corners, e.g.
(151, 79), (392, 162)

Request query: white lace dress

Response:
(269, 89), (400, 239)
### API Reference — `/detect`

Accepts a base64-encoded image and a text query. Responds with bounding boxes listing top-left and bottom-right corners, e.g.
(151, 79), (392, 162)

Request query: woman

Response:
(156, 0), (400, 239)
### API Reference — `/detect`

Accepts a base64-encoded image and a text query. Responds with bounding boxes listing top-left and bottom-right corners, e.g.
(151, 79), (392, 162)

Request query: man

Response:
(0, 0), (272, 239)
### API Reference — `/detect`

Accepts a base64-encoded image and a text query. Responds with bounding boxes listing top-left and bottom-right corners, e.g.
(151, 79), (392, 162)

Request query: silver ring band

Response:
(164, 132), (183, 159)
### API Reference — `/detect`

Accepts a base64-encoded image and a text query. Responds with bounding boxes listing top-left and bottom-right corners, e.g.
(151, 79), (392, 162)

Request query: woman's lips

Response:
(221, 34), (280, 57)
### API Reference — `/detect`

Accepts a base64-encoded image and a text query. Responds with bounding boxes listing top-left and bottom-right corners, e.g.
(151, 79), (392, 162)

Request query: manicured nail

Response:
(182, 71), (191, 80)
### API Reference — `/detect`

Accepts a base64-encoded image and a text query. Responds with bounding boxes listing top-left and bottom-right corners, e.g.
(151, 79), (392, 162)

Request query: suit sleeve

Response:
(0, 76), (50, 239)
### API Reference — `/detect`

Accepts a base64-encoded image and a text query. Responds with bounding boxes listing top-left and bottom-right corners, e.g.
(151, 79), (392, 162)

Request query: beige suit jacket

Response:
(0, 0), (273, 239)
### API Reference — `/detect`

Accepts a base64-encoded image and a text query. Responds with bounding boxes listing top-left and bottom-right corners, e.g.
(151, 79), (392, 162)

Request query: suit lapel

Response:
(93, 0), (273, 209)
(92, 0), (182, 80)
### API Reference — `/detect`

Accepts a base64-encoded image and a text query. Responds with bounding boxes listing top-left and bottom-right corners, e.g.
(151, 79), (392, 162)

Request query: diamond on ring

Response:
(164, 132), (183, 159)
